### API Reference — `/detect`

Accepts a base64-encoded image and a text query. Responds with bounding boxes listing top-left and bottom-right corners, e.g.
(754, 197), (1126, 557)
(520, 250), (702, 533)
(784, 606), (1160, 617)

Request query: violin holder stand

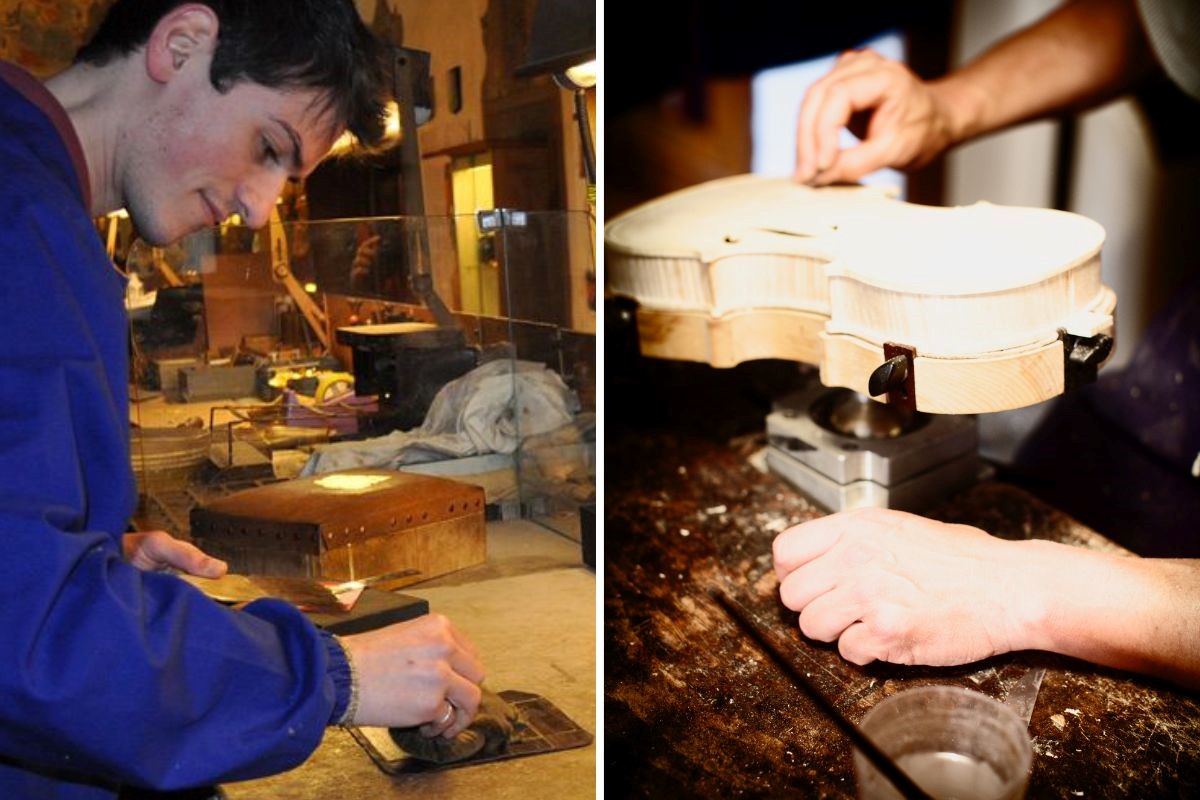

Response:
(764, 382), (986, 512)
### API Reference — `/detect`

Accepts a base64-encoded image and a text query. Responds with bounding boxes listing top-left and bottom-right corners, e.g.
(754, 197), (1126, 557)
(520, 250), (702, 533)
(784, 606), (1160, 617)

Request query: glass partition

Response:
(125, 210), (595, 549)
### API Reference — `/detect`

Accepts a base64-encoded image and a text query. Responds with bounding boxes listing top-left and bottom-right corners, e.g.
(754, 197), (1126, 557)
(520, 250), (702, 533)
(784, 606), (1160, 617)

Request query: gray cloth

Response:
(300, 359), (580, 475)
(1138, 0), (1200, 100)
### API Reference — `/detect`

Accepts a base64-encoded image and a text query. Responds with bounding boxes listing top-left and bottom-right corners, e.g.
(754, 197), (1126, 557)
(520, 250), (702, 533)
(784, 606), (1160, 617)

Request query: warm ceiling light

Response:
(559, 59), (597, 90)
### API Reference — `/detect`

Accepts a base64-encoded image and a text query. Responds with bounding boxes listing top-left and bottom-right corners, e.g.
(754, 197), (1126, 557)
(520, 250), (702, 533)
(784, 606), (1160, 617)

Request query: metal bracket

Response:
(476, 209), (529, 231)
(607, 295), (641, 359)
(1058, 329), (1113, 393)
(868, 343), (917, 413)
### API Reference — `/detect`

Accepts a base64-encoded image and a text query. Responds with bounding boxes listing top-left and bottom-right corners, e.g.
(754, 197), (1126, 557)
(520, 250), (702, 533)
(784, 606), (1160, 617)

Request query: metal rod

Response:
(709, 588), (935, 800)
(573, 89), (595, 186)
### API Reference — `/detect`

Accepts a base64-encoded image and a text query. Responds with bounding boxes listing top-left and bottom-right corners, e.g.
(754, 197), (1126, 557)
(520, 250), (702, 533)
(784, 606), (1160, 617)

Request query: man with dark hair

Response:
(0, 2), (484, 797)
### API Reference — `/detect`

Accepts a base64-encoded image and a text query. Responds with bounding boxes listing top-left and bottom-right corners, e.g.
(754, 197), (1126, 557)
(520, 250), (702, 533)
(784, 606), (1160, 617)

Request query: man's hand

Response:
(349, 234), (382, 289)
(772, 508), (1044, 667)
(794, 48), (960, 186)
(341, 614), (485, 738)
(774, 507), (1200, 688)
(123, 530), (228, 578)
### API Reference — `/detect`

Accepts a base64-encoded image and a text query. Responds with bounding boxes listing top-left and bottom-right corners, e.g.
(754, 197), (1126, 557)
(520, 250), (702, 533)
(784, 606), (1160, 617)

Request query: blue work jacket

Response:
(0, 62), (349, 798)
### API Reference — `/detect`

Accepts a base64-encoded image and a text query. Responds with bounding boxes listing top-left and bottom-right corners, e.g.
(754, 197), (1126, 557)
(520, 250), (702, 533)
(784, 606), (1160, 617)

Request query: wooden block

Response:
(820, 312), (1113, 414)
(637, 306), (825, 367)
(190, 469), (486, 584)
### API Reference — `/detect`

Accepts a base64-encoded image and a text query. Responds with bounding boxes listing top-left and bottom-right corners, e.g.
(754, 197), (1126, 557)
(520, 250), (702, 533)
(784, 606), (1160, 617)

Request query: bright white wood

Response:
(637, 307), (826, 368)
(605, 174), (1117, 413)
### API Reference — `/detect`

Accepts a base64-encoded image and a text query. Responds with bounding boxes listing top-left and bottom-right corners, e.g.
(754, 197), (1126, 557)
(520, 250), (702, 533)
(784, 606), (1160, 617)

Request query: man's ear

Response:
(145, 4), (219, 84)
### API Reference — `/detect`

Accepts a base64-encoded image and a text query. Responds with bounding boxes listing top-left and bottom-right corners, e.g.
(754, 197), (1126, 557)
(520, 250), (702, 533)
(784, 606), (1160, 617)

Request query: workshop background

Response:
(2, 0), (596, 796)
(604, 1), (1200, 797)
(606, 0), (1200, 554)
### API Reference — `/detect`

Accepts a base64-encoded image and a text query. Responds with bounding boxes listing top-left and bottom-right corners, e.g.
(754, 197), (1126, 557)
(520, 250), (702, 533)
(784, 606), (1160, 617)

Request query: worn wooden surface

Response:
(605, 364), (1200, 798)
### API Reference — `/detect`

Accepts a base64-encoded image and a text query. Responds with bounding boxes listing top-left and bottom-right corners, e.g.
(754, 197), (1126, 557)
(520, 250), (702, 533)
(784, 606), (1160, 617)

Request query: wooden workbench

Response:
(604, 357), (1200, 798)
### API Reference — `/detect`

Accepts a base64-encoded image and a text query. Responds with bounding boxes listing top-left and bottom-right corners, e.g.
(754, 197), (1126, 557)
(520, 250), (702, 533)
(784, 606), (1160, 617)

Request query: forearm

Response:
(932, 0), (1156, 146)
(1019, 540), (1200, 688)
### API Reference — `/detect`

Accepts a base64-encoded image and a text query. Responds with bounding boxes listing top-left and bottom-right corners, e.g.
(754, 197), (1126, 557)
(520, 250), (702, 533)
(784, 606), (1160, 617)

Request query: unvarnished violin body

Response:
(605, 174), (1115, 414)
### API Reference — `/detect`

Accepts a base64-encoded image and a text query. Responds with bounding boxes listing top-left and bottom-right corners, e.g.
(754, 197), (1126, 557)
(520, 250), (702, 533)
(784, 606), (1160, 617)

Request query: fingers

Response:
(124, 531), (228, 577)
(795, 49), (886, 183)
(797, 585), (865, 643)
(440, 675), (484, 739)
(449, 643), (485, 688)
(358, 235), (381, 257)
(417, 699), (457, 738)
(399, 613), (485, 688)
(819, 135), (894, 185)
(810, 67), (894, 183)
(171, 540), (228, 577)
(772, 515), (847, 578)
(417, 613), (485, 685)
(414, 674), (483, 739)
(837, 621), (880, 666)
(778, 551), (839, 611)
(795, 49), (937, 186)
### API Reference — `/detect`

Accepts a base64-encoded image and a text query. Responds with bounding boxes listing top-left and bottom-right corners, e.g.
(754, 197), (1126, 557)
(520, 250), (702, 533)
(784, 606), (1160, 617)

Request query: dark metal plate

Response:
(347, 690), (593, 774)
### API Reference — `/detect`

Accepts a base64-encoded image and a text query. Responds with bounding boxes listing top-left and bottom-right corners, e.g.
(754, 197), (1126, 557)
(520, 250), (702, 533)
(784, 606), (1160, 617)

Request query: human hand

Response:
(350, 234), (382, 276)
(772, 508), (1047, 668)
(341, 613), (485, 737)
(123, 530), (228, 578)
(794, 49), (957, 185)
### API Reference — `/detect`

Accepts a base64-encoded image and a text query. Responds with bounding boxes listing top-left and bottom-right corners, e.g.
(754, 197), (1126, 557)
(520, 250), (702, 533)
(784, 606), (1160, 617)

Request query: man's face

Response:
(121, 51), (341, 246)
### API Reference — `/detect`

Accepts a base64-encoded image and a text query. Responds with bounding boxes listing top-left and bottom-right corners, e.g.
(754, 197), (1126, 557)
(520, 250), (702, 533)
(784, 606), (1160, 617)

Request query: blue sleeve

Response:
(0, 162), (353, 790)
(0, 361), (350, 789)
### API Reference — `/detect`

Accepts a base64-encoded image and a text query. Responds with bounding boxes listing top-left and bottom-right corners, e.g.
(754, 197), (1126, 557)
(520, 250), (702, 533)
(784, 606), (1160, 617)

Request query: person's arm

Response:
(0, 193), (482, 792)
(119, 528), (486, 737)
(772, 508), (1200, 689)
(796, 0), (1158, 184)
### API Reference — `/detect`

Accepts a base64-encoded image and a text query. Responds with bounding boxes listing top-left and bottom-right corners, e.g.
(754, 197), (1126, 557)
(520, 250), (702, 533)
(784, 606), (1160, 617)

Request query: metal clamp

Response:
(868, 343), (917, 413)
(1059, 329), (1113, 393)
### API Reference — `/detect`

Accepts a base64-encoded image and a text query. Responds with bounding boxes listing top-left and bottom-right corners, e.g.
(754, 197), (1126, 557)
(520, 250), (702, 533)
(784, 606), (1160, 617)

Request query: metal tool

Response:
(350, 690), (593, 773)
(765, 382), (983, 512)
(180, 568), (421, 614)
(180, 573), (349, 613)
(710, 588), (936, 800)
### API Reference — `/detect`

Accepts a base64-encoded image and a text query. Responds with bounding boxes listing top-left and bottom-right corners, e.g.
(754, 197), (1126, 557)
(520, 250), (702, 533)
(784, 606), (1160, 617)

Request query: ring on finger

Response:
(436, 699), (456, 727)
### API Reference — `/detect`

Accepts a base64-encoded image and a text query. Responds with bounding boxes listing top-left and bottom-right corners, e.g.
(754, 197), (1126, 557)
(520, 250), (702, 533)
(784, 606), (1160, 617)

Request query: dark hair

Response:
(76, 0), (389, 147)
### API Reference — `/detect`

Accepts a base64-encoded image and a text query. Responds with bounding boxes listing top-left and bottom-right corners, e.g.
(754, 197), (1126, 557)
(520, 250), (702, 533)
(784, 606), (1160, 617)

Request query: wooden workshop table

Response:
(604, 358), (1200, 798)
(223, 567), (596, 799)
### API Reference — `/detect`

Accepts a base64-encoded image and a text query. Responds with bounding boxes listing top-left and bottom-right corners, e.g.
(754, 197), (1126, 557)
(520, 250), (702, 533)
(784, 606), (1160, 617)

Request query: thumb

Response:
(150, 536), (229, 578)
(813, 136), (893, 185)
(191, 551), (229, 578)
